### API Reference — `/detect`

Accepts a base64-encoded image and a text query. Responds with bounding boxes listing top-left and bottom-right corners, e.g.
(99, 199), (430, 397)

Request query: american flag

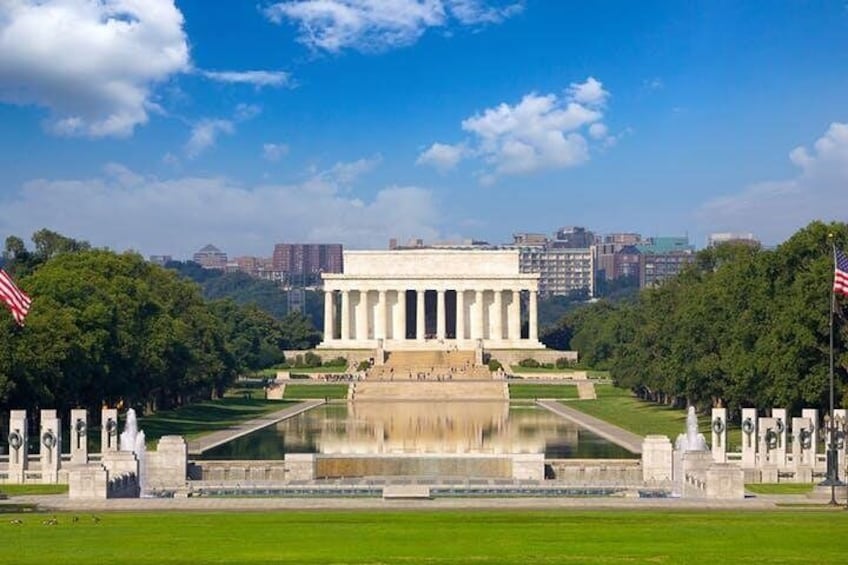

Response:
(836, 247), (848, 298)
(0, 268), (31, 326)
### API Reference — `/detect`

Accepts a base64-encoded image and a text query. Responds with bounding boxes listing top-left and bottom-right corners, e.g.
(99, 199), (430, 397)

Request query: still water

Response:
(199, 402), (637, 460)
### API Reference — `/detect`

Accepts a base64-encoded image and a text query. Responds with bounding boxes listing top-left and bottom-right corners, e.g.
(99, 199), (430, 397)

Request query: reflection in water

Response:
(199, 402), (637, 460)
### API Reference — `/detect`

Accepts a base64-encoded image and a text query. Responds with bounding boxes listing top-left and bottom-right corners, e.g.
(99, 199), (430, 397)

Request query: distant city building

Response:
(390, 238), (491, 249)
(193, 244), (228, 270)
(272, 243), (343, 287)
(707, 232), (759, 248)
(594, 244), (640, 282)
(635, 236), (696, 288)
(148, 255), (173, 267)
(512, 233), (549, 246)
(603, 232), (642, 246)
(550, 226), (596, 249)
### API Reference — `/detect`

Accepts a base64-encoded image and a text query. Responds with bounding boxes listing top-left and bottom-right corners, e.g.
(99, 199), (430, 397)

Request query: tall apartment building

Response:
(707, 232), (759, 248)
(636, 236), (696, 288)
(272, 243), (343, 287)
(510, 231), (595, 297)
(193, 244), (228, 270)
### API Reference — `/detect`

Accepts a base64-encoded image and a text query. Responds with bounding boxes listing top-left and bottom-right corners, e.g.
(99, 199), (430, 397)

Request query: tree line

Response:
(544, 221), (848, 416)
(0, 230), (320, 414)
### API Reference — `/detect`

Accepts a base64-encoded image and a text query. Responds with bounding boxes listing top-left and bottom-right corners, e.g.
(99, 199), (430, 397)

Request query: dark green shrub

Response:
(488, 359), (503, 372)
(518, 358), (540, 368)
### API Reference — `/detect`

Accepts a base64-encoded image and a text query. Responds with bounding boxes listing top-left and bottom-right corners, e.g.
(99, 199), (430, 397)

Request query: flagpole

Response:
(829, 235), (837, 505)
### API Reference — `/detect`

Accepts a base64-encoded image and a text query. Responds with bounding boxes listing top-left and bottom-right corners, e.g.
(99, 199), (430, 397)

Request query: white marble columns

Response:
(321, 283), (542, 349)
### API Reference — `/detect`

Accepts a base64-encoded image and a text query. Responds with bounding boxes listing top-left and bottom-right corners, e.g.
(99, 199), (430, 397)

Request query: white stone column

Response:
(356, 289), (369, 340)
(323, 289), (335, 342)
(40, 409), (61, 484)
(393, 289), (406, 341)
(8, 410), (27, 482)
(416, 289), (425, 341)
(528, 289), (538, 342)
(493, 290), (503, 341)
(711, 407), (727, 463)
(456, 290), (465, 341)
(375, 290), (387, 340)
(509, 289), (520, 340)
(437, 289), (446, 340)
(473, 290), (484, 340)
(740, 408), (757, 468)
(70, 408), (88, 465)
(340, 290), (350, 341)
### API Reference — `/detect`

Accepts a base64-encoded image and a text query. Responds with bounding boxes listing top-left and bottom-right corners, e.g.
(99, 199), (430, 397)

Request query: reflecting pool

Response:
(199, 402), (637, 460)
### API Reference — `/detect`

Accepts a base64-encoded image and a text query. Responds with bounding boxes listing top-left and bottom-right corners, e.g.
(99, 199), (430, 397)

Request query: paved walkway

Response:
(7, 493), (793, 512)
(537, 400), (644, 454)
(187, 399), (324, 455)
(576, 381), (596, 400)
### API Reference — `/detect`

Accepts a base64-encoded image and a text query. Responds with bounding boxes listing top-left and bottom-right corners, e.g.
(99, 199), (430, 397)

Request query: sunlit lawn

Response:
(509, 383), (580, 400)
(137, 398), (292, 443)
(282, 384), (349, 399)
(4, 510), (847, 564)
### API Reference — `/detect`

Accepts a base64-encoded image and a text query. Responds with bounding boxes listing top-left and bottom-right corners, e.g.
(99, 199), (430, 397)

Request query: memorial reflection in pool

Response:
(198, 402), (637, 460)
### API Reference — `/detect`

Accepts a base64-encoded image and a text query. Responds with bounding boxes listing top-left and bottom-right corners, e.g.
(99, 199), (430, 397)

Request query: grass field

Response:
(3, 510), (847, 564)
(137, 398), (291, 443)
(0, 484), (68, 496)
(746, 483), (816, 495)
(509, 383), (580, 400)
(282, 383), (349, 399)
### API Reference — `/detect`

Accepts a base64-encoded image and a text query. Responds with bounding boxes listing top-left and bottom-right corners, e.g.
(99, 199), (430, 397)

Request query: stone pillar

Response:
(835, 408), (847, 476)
(40, 409), (61, 484)
(8, 410), (28, 483)
(323, 289), (335, 342)
(528, 289), (538, 342)
(771, 408), (788, 468)
(70, 408), (88, 465)
(802, 408), (819, 461)
(101, 408), (119, 452)
(356, 289), (369, 340)
(758, 417), (779, 479)
(741, 408), (757, 468)
(436, 289), (446, 340)
(509, 289), (520, 341)
(393, 289), (406, 341)
(375, 290), (387, 340)
(492, 290), (503, 341)
(474, 290), (485, 340)
(641, 435), (673, 483)
(340, 290), (350, 341)
(416, 289), (425, 341)
(792, 417), (814, 477)
(456, 290), (465, 341)
(711, 407), (727, 463)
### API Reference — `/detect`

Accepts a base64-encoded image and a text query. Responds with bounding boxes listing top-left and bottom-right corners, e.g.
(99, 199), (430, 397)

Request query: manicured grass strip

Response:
(283, 384), (349, 399)
(0, 484), (68, 496)
(6, 510), (848, 564)
(138, 398), (291, 443)
(570, 385), (714, 439)
(746, 483), (816, 495)
(509, 383), (579, 399)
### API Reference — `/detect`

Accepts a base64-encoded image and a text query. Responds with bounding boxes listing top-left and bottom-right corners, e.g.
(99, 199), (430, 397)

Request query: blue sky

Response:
(1, 0), (847, 259)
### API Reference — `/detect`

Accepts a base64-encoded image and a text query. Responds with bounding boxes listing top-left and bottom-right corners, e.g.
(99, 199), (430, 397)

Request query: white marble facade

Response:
(319, 249), (545, 350)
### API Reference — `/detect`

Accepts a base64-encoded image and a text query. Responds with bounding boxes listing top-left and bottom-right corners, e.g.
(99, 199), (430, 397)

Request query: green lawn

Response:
(283, 384), (349, 400)
(746, 483), (816, 495)
(3, 510), (846, 564)
(570, 385), (719, 440)
(509, 383), (580, 400)
(137, 398), (292, 443)
(0, 484), (68, 496)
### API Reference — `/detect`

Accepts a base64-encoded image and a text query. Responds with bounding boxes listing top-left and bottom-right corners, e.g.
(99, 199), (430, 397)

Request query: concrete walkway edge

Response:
(187, 399), (324, 455)
(536, 400), (643, 454)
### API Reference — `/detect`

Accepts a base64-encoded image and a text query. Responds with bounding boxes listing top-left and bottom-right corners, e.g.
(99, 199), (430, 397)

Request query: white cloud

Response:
(320, 155), (383, 185)
(416, 142), (467, 171)
(201, 70), (291, 88)
(566, 76), (609, 108)
(698, 122), (848, 244)
(263, 0), (522, 53)
(419, 77), (614, 182)
(446, 0), (524, 24)
(234, 103), (262, 121)
(0, 0), (189, 137)
(0, 165), (441, 256)
(185, 120), (234, 159)
(263, 143), (290, 162)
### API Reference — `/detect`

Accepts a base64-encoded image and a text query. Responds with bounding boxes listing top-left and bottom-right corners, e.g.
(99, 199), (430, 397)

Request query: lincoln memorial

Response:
(319, 249), (545, 351)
